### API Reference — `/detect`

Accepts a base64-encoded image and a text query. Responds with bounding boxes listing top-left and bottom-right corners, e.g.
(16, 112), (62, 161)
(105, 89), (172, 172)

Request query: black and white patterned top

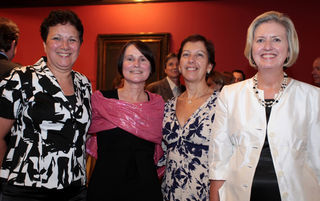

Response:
(0, 57), (92, 189)
(159, 92), (218, 201)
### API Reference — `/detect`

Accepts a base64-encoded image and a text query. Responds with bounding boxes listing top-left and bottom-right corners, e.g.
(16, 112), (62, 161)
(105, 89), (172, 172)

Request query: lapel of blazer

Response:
(161, 78), (174, 100)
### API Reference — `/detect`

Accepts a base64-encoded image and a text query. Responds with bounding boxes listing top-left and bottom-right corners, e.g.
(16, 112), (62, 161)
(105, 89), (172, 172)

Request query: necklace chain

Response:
(184, 88), (210, 104)
(253, 72), (288, 108)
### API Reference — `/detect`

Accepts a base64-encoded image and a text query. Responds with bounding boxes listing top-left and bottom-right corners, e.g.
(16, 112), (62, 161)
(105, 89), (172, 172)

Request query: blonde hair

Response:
(244, 11), (299, 68)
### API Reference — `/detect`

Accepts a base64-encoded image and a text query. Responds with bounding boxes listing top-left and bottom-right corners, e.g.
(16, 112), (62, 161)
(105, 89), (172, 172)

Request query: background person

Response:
(207, 70), (224, 91)
(0, 17), (21, 148)
(146, 52), (185, 102)
(232, 69), (246, 83)
(312, 57), (320, 86)
(0, 10), (91, 201)
(86, 40), (164, 201)
(159, 34), (218, 200)
(0, 17), (21, 81)
(207, 70), (233, 91)
(209, 11), (320, 201)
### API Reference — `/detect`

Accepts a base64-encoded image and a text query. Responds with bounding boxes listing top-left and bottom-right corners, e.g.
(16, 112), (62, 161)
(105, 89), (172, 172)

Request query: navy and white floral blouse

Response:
(0, 57), (92, 189)
(159, 92), (218, 201)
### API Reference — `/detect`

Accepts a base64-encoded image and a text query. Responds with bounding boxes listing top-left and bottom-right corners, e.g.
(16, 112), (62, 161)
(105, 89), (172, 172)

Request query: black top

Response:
(250, 101), (281, 201)
(87, 90), (162, 201)
(65, 94), (76, 111)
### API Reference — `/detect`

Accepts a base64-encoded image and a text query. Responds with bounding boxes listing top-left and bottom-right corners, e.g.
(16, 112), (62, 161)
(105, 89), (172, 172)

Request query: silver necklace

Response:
(184, 88), (210, 104)
(253, 72), (288, 108)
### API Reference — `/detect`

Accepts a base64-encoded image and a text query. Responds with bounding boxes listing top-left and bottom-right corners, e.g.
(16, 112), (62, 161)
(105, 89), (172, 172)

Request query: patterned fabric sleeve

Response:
(0, 68), (24, 120)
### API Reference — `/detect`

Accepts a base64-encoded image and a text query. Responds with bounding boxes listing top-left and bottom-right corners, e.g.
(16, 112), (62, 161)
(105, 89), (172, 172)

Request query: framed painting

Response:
(96, 33), (170, 90)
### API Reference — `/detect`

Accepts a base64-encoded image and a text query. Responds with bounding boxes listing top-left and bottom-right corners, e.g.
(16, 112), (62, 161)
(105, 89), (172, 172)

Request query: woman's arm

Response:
(210, 180), (225, 201)
(0, 117), (14, 167)
(208, 86), (233, 201)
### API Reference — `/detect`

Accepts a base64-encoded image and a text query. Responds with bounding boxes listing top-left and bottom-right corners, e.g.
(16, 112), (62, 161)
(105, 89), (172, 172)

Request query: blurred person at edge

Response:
(146, 52), (185, 102)
(312, 57), (320, 86)
(209, 11), (320, 201)
(0, 17), (21, 81)
(159, 34), (218, 201)
(0, 17), (22, 149)
(86, 40), (164, 201)
(0, 10), (91, 201)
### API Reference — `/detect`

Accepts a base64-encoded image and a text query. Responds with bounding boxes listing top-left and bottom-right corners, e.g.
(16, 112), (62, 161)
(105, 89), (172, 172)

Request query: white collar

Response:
(166, 76), (178, 91)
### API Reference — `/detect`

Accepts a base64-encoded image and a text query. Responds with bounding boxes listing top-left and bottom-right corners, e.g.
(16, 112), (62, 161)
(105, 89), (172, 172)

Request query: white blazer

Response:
(209, 77), (320, 201)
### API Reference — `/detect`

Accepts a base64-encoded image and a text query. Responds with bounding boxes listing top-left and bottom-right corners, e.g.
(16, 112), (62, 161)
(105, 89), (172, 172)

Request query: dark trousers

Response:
(0, 182), (87, 201)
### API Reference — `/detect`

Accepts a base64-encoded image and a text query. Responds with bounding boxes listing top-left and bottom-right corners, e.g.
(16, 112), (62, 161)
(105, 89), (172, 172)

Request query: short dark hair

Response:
(117, 40), (155, 77)
(177, 34), (216, 70)
(0, 17), (19, 52)
(232, 69), (246, 80)
(164, 53), (177, 69)
(40, 10), (84, 44)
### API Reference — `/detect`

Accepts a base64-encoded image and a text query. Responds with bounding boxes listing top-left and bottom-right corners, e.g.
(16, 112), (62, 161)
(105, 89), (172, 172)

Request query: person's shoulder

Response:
(164, 96), (177, 109)
(0, 58), (18, 68)
(290, 79), (320, 94)
(146, 78), (165, 90)
(147, 90), (165, 102)
(5, 65), (34, 78)
(73, 70), (90, 82)
(222, 78), (250, 92)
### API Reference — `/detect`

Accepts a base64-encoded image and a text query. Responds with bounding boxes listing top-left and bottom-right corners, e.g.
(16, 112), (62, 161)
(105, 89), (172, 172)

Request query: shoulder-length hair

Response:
(244, 11), (299, 68)
(117, 40), (155, 77)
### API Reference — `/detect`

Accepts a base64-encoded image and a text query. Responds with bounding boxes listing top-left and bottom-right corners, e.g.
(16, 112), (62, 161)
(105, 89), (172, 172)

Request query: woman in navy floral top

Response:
(0, 10), (91, 201)
(159, 34), (218, 201)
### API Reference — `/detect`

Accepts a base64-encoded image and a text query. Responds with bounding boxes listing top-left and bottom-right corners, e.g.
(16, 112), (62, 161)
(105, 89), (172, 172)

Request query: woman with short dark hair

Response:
(0, 10), (91, 201)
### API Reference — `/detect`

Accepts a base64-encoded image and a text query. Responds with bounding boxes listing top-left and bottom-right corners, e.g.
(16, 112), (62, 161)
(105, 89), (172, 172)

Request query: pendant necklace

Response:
(253, 72), (288, 108)
(185, 88), (210, 104)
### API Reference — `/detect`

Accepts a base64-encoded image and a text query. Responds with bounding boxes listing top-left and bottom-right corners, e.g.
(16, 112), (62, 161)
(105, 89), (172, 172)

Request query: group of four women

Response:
(0, 8), (319, 201)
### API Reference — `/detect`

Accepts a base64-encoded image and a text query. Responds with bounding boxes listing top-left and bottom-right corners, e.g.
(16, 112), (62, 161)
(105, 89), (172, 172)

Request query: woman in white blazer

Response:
(209, 11), (320, 201)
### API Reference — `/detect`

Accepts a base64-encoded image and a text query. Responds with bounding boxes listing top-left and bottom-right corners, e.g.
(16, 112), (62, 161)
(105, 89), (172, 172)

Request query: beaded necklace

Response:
(253, 72), (288, 108)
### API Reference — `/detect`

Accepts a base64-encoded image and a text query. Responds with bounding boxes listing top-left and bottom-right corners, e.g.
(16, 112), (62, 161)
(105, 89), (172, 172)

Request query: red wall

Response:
(1, 0), (320, 89)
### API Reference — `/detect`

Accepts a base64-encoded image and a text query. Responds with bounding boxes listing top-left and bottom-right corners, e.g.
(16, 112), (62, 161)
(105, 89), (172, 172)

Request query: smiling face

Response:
(179, 41), (212, 83)
(122, 44), (151, 84)
(252, 21), (289, 71)
(165, 57), (179, 80)
(43, 23), (80, 73)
